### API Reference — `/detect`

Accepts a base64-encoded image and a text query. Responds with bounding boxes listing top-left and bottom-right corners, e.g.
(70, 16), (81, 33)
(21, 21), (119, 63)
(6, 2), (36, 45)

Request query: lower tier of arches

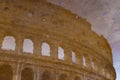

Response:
(0, 61), (110, 80)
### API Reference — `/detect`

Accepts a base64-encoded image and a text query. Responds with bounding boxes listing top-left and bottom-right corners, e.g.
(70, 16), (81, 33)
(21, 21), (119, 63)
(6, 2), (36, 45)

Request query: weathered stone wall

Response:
(0, 25), (116, 80)
(0, 0), (113, 63)
(0, 0), (116, 80)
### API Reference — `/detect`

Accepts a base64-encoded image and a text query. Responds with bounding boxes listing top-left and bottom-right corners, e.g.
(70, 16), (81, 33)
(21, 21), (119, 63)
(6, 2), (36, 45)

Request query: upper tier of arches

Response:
(0, 35), (113, 80)
(0, 0), (113, 64)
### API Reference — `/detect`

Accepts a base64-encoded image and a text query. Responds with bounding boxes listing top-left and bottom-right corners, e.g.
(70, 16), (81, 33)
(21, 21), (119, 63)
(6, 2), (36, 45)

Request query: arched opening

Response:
(41, 42), (50, 56)
(2, 36), (16, 51)
(23, 39), (34, 54)
(21, 68), (34, 80)
(59, 74), (67, 80)
(0, 65), (13, 80)
(58, 46), (64, 60)
(74, 76), (81, 80)
(41, 71), (52, 80)
(72, 51), (76, 63)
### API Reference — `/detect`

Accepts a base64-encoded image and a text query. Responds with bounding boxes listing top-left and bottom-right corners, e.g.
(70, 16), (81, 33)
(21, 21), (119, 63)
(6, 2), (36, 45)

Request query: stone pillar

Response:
(55, 71), (59, 80)
(85, 55), (91, 69)
(51, 70), (57, 80)
(81, 75), (84, 80)
(51, 41), (58, 59)
(76, 54), (83, 67)
(0, 36), (4, 50)
(94, 60), (99, 72)
(0, 29), (5, 49)
(64, 49), (72, 63)
(37, 68), (44, 80)
(98, 63), (104, 75)
(13, 63), (21, 80)
(34, 40), (41, 56)
(83, 73), (86, 80)
(68, 74), (74, 80)
(16, 33), (23, 54)
(34, 66), (39, 80)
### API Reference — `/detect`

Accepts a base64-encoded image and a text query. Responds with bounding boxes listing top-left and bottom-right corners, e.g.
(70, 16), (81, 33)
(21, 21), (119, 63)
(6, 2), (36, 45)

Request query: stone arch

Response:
(41, 70), (52, 80)
(2, 36), (16, 51)
(74, 76), (81, 80)
(59, 73), (67, 80)
(23, 39), (34, 54)
(21, 67), (34, 80)
(41, 42), (50, 56)
(58, 46), (64, 60)
(0, 64), (13, 80)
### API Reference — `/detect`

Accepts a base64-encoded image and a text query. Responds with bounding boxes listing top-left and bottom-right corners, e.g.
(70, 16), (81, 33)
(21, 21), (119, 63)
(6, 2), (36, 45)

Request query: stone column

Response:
(76, 54), (83, 67)
(81, 75), (84, 80)
(0, 29), (5, 49)
(13, 63), (21, 80)
(55, 71), (59, 80)
(85, 55), (91, 69)
(0, 37), (4, 50)
(94, 60), (99, 72)
(64, 49), (72, 63)
(50, 40), (58, 59)
(16, 33), (23, 54)
(34, 40), (41, 56)
(98, 63), (104, 75)
(34, 66), (40, 80)
(51, 70), (57, 80)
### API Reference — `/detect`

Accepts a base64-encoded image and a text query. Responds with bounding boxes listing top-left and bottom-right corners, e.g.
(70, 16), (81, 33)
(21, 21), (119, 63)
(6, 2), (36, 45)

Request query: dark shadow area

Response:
(21, 68), (34, 80)
(0, 65), (13, 80)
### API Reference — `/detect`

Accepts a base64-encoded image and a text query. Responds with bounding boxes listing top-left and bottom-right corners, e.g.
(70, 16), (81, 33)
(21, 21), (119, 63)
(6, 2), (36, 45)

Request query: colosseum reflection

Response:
(0, 0), (116, 80)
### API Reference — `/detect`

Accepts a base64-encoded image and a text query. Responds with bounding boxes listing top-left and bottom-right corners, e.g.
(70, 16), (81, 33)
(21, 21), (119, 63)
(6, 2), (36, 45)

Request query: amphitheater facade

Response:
(0, 0), (116, 80)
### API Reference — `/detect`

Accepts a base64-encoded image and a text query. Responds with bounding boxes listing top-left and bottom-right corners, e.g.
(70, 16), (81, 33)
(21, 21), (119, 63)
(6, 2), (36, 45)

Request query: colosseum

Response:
(0, 0), (116, 80)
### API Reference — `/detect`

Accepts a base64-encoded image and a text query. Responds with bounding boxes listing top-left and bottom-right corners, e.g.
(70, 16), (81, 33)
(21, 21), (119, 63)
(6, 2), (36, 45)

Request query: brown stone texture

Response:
(0, 0), (116, 80)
